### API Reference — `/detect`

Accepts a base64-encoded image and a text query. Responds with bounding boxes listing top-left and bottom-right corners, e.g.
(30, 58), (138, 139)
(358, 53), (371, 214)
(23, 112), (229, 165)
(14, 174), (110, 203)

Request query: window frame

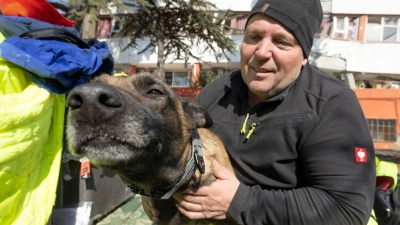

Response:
(164, 71), (192, 87)
(367, 119), (397, 142)
(331, 16), (349, 39)
(366, 16), (400, 42)
(315, 16), (359, 40)
(110, 17), (125, 37)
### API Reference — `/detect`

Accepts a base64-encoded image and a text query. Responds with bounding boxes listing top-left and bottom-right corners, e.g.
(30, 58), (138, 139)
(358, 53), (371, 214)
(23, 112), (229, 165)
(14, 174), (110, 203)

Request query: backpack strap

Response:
(19, 28), (90, 49)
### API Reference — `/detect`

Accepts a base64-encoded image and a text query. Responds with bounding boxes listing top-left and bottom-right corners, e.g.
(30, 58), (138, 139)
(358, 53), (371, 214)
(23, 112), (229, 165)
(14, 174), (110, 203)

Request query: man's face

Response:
(240, 14), (307, 102)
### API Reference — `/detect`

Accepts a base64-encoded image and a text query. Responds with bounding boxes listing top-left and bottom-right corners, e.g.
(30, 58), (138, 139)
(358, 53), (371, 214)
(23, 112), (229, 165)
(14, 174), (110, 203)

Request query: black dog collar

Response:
(127, 129), (205, 199)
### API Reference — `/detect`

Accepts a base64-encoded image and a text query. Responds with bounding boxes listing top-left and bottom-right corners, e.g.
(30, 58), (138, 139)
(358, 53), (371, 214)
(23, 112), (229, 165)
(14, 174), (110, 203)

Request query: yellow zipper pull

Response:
(240, 112), (250, 134)
(246, 123), (258, 139)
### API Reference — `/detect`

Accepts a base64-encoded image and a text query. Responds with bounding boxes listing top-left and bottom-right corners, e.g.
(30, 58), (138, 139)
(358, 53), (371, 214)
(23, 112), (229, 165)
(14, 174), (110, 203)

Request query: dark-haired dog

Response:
(66, 73), (234, 225)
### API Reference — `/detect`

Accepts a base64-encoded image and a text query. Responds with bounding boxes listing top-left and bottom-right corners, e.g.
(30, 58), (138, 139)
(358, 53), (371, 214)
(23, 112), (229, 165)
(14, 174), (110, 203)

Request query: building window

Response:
(315, 16), (333, 38)
(110, 18), (124, 37)
(226, 14), (247, 34)
(366, 16), (400, 42)
(367, 119), (397, 142)
(96, 18), (112, 38)
(315, 16), (359, 40)
(332, 16), (349, 39)
(199, 68), (228, 86)
(165, 71), (191, 87)
(347, 18), (359, 40)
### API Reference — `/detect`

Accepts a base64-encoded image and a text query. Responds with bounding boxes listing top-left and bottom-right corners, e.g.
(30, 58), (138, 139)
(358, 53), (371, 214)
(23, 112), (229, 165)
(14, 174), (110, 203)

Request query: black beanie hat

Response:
(246, 0), (323, 57)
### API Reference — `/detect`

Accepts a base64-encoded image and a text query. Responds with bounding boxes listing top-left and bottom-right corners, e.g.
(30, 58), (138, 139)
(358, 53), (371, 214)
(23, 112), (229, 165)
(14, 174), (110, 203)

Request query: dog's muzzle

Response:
(67, 83), (124, 125)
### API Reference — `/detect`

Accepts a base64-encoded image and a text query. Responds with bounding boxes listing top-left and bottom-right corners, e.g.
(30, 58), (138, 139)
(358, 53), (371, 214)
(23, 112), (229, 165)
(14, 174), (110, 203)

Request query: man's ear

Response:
(180, 98), (213, 128)
(302, 57), (308, 66)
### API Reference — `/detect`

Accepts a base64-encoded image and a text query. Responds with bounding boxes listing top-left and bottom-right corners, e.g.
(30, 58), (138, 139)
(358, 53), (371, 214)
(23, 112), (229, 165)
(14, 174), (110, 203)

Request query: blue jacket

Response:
(0, 16), (114, 94)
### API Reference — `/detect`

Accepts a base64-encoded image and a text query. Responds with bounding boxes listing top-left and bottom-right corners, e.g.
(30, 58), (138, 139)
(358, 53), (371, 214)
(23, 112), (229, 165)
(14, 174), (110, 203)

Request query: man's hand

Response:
(173, 159), (240, 220)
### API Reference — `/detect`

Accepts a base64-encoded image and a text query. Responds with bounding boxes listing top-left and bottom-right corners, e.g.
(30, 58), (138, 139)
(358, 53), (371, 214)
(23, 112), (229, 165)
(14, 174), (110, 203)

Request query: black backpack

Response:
(374, 165), (400, 225)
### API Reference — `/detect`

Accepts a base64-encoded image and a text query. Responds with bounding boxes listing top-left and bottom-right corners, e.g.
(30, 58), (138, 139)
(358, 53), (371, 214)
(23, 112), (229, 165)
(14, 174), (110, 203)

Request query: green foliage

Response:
(66, 0), (238, 79)
(121, 0), (237, 66)
(199, 69), (228, 87)
(68, 0), (128, 25)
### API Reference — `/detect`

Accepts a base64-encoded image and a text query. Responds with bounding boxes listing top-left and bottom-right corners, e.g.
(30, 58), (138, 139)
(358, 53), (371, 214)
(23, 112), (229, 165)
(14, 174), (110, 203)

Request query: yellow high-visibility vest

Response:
(0, 32), (65, 225)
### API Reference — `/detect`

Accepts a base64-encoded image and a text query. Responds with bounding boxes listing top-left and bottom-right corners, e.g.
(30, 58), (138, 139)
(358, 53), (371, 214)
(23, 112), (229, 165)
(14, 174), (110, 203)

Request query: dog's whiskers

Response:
(156, 127), (173, 139)
(83, 131), (128, 144)
(148, 132), (161, 146)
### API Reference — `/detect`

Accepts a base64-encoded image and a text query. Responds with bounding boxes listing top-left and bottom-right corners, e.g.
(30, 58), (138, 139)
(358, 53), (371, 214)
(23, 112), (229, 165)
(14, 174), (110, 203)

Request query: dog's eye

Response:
(147, 89), (164, 95)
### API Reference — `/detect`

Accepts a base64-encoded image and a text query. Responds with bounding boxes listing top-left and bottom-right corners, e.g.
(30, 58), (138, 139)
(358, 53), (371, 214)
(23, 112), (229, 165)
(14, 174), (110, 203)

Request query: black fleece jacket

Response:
(194, 63), (375, 225)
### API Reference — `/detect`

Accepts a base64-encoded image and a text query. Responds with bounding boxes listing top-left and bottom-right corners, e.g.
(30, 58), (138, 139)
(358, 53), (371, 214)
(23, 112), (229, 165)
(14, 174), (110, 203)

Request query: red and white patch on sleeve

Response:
(355, 147), (367, 163)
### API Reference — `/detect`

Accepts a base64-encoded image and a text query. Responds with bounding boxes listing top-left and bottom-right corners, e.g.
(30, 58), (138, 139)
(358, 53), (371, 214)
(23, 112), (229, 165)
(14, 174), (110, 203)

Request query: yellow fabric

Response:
(367, 210), (378, 225)
(114, 71), (129, 77)
(376, 156), (399, 190)
(0, 32), (65, 225)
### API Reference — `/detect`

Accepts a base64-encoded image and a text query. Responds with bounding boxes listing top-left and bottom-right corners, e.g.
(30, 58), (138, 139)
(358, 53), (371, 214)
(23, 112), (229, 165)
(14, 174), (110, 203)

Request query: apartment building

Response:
(97, 0), (400, 150)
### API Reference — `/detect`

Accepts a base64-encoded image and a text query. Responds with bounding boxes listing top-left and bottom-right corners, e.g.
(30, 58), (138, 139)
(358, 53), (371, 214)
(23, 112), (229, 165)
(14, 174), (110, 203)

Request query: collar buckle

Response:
(194, 150), (205, 174)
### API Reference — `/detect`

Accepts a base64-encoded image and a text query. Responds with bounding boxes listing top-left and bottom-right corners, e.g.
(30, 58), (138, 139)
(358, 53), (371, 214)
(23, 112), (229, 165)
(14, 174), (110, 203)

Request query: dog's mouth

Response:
(81, 131), (129, 145)
(68, 129), (161, 168)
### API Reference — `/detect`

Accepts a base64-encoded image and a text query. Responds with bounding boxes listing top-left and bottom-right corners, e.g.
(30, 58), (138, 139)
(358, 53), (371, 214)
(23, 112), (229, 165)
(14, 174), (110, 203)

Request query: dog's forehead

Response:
(92, 74), (172, 94)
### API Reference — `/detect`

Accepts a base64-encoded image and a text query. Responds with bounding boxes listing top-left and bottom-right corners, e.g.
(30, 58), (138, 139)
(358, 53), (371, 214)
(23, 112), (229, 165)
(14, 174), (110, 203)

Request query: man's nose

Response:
(255, 39), (273, 59)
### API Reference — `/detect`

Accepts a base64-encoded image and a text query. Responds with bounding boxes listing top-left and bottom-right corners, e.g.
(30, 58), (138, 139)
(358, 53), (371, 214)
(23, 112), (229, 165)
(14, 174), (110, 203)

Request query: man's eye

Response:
(147, 89), (163, 95)
(248, 35), (259, 41)
(243, 35), (260, 44)
(275, 40), (290, 46)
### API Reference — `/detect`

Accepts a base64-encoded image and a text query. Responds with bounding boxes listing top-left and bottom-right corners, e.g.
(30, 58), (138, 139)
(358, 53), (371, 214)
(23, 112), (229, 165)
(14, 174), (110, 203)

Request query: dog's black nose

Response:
(67, 83), (124, 124)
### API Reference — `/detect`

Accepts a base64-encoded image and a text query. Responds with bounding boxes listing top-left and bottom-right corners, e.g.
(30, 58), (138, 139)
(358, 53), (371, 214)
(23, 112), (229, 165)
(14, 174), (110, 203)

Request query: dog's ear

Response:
(180, 98), (213, 128)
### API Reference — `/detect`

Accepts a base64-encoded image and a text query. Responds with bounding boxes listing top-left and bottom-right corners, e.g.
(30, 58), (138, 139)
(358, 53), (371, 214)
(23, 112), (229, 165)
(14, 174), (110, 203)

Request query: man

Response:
(143, 0), (376, 224)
